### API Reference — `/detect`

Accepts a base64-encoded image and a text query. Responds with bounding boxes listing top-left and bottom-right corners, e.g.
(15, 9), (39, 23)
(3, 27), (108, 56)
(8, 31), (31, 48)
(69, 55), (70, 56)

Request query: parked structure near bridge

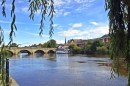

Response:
(3, 47), (56, 55)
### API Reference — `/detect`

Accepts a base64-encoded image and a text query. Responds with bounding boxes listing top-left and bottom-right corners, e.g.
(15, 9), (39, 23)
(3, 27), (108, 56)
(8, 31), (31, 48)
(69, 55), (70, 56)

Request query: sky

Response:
(0, 0), (109, 47)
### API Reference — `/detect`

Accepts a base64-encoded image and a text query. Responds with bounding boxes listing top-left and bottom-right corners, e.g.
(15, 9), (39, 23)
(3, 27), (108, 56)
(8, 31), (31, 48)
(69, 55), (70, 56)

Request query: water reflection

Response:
(9, 54), (128, 86)
(9, 53), (56, 58)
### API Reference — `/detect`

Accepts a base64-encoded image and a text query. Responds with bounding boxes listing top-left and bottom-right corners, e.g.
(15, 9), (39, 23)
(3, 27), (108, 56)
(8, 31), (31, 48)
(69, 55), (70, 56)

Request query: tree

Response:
(47, 39), (56, 48)
(0, 0), (55, 85)
(68, 44), (82, 54)
(69, 43), (76, 49)
(105, 0), (130, 85)
(84, 40), (93, 54)
(105, 0), (130, 59)
(10, 43), (18, 47)
(42, 39), (56, 48)
(42, 42), (48, 48)
(84, 39), (107, 54)
(73, 46), (82, 54)
(96, 46), (108, 54)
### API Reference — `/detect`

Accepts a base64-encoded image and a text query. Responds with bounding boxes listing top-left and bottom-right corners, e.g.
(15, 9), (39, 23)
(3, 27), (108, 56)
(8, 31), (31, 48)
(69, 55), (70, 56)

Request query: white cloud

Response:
(54, 9), (64, 17)
(75, 3), (92, 12)
(58, 25), (109, 38)
(54, 0), (66, 6)
(73, 36), (86, 39)
(58, 23), (83, 36)
(54, 0), (95, 17)
(22, 7), (41, 15)
(58, 29), (88, 37)
(72, 23), (82, 28)
(65, 0), (72, 3)
(75, 0), (95, 3)
(64, 12), (70, 16)
(57, 26), (63, 30)
(90, 26), (109, 34)
(56, 40), (65, 44)
(54, 0), (72, 7)
(4, 29), (10, 35)
(21, 31), (49, 38)
(22, 7), (28, 13)
(74, 0), (95, 12)
(35, 10), (41, 15)
(18, 0), (24, 3)
(53, 24), (58, 27)
(0, 20), (11, 24)
(90, 22), (99, 25)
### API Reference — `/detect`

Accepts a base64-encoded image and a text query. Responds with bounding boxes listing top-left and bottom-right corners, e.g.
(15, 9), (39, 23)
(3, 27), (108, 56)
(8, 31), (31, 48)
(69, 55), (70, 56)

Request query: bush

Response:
(96, 46), (108, 54)
(69, 44), (82, 54)
(73, 46), (82, 54)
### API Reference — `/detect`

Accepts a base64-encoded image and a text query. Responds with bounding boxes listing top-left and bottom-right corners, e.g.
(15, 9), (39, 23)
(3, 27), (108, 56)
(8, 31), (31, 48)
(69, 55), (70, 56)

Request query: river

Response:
(9, 54), (128, 86)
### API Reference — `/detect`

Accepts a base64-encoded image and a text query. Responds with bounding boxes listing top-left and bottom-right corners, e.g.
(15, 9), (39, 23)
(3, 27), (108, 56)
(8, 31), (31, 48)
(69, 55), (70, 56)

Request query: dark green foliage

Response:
(42, 39), (56, 48)
(96, 46), (108, 54)
(84, 41), (92, 54)
(48, 39), (56, 48)
(42, 42), (48, 48)
(105, 0), (127, 59)
(105, 1), (130, 85)
(73, 46), (82, 54)
(84, 39), (108, 54)
(10, 43), (18, 47)
(68, 44), (76, 49)
(69, 44), (82, 54)
(90, 40), (100, 53)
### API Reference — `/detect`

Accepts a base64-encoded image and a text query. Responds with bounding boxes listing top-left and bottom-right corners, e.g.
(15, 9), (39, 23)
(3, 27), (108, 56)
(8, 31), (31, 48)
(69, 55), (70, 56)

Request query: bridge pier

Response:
(31, 52), (35, 55)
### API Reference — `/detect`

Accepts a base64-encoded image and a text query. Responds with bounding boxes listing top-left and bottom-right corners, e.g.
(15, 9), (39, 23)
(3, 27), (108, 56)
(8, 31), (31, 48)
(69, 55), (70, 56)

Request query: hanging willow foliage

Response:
(105, 0), (130, 85)
(105, 0), (130, 59)
(28, 0), (55, 37)
(0, 0), (55, 85)
(105, 0), (127, 59)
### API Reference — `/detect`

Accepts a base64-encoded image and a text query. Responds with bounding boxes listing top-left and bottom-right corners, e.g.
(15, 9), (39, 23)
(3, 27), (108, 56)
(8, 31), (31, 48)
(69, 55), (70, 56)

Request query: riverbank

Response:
(0, 75), (19, 86)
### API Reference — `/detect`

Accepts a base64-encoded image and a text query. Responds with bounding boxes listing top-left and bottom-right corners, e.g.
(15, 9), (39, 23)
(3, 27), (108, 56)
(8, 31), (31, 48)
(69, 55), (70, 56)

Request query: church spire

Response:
(65, 37), (66, 44)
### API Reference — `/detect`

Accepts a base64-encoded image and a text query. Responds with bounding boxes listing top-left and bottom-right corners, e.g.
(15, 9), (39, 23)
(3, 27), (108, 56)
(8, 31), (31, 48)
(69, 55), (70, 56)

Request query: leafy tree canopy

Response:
(47, 39), (56, 48)
(42, 39), (56, 48)
(10, 43), (18, 47)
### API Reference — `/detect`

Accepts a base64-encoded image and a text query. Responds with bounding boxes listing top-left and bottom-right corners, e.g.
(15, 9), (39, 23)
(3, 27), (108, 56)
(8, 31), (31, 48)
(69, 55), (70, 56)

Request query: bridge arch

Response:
(18, 50), (32, 55)
(34, 50), (45, 54)
(5, 50), (14, 56)
(48, 50), (55, 54)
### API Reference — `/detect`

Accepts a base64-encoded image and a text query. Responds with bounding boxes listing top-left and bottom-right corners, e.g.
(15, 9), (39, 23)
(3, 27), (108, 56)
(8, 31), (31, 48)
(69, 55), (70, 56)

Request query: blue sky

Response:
(0, 0), (109, 47)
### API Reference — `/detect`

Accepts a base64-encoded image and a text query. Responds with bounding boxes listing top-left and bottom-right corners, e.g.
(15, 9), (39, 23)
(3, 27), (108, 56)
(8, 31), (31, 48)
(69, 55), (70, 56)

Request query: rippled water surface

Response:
(9, 54), (128, 86)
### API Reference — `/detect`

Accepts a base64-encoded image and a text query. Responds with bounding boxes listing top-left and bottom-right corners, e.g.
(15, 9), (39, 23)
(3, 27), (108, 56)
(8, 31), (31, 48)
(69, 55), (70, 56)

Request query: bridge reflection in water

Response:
(9, 53), (56, 59)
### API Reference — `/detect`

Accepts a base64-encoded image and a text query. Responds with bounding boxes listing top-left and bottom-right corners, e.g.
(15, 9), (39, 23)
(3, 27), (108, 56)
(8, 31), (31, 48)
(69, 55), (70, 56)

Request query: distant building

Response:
(57, 34), (110, 50)
(67, 35), (110, 48)
(30, 43), (42, 48)
(67, 39), (87, 48)
(56, 37), (69, 51)
(100, 34), (110, 46)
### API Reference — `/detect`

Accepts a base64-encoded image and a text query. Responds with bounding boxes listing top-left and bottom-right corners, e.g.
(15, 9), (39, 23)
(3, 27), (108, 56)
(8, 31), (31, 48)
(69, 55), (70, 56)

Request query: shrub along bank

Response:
(69, 39), (109, 54)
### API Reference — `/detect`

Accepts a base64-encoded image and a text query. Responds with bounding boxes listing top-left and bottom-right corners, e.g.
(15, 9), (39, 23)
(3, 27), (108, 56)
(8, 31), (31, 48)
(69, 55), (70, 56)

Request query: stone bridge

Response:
(4, 47), (56, 55)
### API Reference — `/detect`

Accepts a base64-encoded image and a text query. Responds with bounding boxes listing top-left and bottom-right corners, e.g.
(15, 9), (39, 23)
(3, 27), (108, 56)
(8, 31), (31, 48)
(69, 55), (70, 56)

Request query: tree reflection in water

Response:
(109, 58), (130, 86)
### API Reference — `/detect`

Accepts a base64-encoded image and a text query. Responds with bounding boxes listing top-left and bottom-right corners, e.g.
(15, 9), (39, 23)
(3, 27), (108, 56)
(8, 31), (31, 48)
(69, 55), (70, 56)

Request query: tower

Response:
(65, 37), (66, 44)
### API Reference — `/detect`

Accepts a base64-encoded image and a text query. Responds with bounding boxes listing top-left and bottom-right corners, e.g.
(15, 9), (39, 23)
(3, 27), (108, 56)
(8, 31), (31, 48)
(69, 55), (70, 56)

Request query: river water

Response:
(9, 54), (128, 86)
